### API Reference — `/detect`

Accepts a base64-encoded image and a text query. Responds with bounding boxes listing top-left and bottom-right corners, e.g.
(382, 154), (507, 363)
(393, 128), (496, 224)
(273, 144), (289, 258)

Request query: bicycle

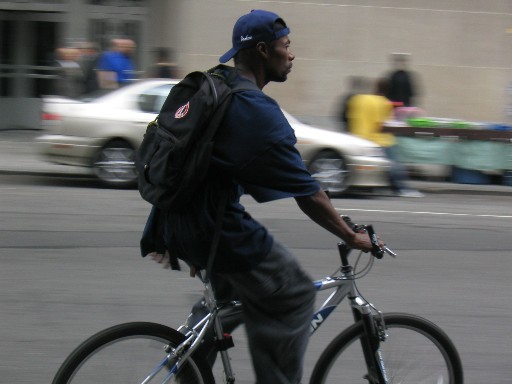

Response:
(52, 217), (463, 383)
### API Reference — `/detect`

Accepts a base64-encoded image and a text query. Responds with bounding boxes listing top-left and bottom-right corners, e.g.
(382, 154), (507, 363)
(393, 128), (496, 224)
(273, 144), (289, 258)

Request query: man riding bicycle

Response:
(142, 9), (380, 384)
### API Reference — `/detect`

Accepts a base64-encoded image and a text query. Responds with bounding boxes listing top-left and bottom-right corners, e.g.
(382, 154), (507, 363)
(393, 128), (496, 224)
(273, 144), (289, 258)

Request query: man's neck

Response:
(234, 64), (265, 90)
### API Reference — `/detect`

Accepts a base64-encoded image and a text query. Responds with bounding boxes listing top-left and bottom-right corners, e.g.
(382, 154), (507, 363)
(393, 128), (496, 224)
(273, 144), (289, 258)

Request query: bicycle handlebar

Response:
(341, 216), (396, 258)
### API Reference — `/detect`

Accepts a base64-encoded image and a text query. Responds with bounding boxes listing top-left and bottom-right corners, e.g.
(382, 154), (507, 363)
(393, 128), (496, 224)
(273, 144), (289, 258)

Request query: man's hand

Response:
(149, 251), (171, 269)
(149, 251), (198, 276)
(189, 265), (198, 277)
(346, 231), (385, 254)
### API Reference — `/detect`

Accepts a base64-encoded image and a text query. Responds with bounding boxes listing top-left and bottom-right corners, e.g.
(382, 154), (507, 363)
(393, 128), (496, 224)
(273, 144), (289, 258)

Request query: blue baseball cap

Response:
(219, 10), (290, 63)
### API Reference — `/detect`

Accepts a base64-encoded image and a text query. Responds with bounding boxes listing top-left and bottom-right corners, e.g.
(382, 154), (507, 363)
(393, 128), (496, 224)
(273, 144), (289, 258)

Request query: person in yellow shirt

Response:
(348, 77), (423, 197)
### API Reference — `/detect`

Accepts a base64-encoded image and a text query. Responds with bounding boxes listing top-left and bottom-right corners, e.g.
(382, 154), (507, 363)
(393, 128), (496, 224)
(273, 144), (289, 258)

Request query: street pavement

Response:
(1, 128), (511, 196)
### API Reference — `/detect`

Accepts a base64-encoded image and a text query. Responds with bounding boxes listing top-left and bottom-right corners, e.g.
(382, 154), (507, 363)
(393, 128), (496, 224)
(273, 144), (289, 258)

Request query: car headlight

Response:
(361, 146), (386, 157)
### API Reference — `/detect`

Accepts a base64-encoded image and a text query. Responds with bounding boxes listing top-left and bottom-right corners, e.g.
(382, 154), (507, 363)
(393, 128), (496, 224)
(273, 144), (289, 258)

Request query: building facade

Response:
(0, 0), (152, 129)
(2, 1), (512, 130)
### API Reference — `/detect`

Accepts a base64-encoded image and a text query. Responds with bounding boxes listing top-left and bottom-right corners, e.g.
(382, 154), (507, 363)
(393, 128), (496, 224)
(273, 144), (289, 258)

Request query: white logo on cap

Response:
(240, 35), (253, 42)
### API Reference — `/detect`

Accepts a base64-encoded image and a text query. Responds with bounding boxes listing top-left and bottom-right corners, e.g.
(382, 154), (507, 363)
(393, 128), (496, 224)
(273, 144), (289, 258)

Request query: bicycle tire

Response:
(310, 312), (463, 384)
(52, 321), (215, 384)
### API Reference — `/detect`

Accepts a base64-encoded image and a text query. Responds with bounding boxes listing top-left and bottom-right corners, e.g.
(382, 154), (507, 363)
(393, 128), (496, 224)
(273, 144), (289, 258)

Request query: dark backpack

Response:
(136, 65), (258, 211)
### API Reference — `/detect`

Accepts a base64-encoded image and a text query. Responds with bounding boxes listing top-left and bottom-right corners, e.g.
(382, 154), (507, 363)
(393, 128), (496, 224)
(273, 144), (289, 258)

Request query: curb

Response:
(0, 169), (93, 179)
(408, 180), (511, 196)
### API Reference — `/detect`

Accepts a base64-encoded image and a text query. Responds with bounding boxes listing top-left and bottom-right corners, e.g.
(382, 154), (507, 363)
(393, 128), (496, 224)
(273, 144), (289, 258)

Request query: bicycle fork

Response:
(351, 296), (389, 384)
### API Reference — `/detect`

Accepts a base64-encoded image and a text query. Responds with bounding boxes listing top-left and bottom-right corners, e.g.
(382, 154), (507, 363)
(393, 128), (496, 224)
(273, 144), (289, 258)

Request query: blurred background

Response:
(1, 0), (512, 130)
(1, 3), (512, 383)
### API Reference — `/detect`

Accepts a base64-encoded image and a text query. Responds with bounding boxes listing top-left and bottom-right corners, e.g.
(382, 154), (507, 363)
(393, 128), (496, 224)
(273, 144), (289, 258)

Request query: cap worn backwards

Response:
(219, 9), (290, 63)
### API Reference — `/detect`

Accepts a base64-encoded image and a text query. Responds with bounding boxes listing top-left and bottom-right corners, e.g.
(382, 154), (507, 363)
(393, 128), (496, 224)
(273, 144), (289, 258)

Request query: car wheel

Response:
(308, 150), (350, 196)
(92, 139), (137, 187)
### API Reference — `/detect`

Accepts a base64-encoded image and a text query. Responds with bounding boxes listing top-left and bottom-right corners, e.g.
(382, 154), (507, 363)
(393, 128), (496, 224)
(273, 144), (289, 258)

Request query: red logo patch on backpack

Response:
(175, 102), (189, 119)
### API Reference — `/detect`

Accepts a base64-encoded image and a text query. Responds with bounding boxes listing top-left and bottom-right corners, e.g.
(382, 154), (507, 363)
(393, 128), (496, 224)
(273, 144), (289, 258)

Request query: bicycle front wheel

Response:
(310, 313), (463, 384)
(52, 322), (214, 384)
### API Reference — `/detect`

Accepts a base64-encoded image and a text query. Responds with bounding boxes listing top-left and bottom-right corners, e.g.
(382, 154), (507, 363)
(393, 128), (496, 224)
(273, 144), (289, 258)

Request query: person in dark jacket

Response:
(386, 53), (418, 107)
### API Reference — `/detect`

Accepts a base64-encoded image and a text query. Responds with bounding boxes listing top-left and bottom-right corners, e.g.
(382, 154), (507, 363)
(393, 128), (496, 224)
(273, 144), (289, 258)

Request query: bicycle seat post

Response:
(198, 269), (217, 313)
(198, 270), (237, 383)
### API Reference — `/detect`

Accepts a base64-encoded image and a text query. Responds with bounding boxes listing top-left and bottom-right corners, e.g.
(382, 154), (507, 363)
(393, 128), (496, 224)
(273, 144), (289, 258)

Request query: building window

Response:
(90, 18), (140, 50)
(0, 19), (14, 96)
(0, 15), (60, 98)
(34, 21), (60, 97)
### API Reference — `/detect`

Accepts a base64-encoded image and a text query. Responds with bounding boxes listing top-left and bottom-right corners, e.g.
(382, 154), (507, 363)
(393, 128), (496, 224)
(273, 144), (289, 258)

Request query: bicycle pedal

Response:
(215, 333), (235, 351)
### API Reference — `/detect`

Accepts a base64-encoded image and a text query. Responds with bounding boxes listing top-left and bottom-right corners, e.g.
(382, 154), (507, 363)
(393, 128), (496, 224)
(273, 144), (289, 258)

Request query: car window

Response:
(137, 84), (174, 113)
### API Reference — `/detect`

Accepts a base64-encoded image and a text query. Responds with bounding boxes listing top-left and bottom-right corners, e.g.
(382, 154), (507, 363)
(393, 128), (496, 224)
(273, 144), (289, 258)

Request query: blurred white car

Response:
(36, 79), (390, 194)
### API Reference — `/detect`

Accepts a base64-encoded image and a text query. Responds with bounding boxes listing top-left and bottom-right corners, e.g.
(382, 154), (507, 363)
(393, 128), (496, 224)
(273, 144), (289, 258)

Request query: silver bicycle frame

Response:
(310, 271), (376, 336)
(154, 254), (381, 384)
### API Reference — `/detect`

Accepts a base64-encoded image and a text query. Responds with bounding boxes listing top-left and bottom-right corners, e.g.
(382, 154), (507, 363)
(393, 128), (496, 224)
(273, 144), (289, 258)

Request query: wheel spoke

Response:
(309, 153), (348, 194)
(93, 146), (137, 185)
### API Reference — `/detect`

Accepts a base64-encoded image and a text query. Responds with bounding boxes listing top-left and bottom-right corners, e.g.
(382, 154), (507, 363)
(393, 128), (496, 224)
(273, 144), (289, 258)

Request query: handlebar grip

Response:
(341, 215), (364, 233)
(365, 225), (384, 259)
(342, 215), (396, 258)
(341, 215), (356, 231)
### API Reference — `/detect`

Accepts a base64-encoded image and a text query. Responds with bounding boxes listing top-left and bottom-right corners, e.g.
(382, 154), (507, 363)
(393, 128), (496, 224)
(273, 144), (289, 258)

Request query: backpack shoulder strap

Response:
(207, 64), (260, 94)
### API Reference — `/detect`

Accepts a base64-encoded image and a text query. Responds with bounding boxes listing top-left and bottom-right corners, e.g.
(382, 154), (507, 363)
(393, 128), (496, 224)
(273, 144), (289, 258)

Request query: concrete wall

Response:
(0, 98), (41, 130)
(163, 0), (512, 127)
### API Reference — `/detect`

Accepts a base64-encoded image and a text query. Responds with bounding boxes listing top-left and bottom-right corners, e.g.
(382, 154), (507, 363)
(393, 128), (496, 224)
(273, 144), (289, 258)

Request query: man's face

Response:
(266, 35), (294, 83)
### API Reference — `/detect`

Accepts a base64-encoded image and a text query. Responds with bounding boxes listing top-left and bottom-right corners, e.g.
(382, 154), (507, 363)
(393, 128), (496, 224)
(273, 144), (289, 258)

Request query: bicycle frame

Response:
(310, 248), (378, 336)
(148, 241), (388, 384)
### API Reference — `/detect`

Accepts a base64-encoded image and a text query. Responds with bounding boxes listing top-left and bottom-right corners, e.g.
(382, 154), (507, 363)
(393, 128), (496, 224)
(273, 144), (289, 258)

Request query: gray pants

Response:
(188, 241), (316, 384)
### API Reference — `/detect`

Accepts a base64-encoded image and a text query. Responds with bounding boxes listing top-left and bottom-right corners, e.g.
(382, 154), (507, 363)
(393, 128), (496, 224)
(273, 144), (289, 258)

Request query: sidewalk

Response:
(1, 129), (511, 196)
(0, 129), (92, 178)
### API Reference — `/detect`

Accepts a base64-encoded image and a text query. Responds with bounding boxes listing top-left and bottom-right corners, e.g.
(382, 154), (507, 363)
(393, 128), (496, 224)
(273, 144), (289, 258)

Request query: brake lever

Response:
(366, 225), (399, 259)
(383, 246), (397, 258)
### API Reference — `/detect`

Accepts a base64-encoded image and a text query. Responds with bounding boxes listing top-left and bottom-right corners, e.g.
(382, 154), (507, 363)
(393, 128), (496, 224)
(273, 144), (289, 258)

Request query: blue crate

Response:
(503, 171), (512, 186)
(451, 167), (491, 184)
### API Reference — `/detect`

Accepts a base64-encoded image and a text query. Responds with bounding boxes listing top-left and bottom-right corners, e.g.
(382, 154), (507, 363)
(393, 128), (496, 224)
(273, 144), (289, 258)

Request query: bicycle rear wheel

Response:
(52, 322), (214, 384)
(310, 313), (463, 384)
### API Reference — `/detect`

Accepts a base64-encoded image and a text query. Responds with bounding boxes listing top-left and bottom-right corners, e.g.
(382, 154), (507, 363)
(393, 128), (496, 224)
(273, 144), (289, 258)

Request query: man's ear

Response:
(255, 42), (270, 59)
